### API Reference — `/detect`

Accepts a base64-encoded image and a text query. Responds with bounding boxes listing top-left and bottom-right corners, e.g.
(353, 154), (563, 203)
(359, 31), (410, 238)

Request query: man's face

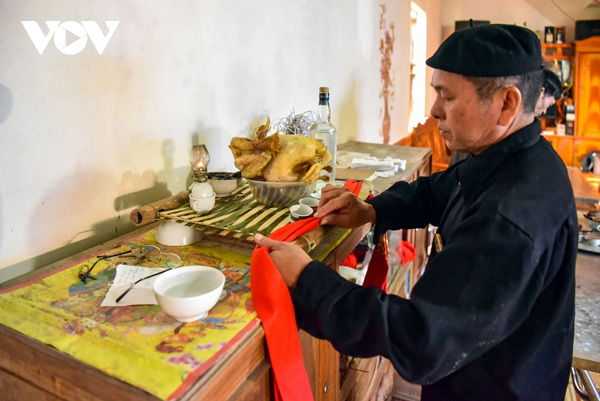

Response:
(430, 70), (503, 155)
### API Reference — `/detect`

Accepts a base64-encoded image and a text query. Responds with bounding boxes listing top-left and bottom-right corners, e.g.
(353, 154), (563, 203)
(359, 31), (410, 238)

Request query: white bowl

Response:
(247, 179), (316, 207)
(190, 194), (216, 214)
(208, 171), (242, 197)
(156, 221), (202, 246)
(153, 266), (225, 322)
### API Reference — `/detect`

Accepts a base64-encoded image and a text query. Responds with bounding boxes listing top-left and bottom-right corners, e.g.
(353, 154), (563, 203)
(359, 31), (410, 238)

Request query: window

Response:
(409, 2), (427, 132)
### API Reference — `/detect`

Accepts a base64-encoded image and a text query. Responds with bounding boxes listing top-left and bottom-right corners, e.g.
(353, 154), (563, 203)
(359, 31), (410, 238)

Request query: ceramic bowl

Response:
(156, 221), (202, 246)
(247, 179), (316, 207)
(190, 194), (216, 214)
(153, 266), (225, 322)
(208, 171), (242, 197)
(290, 204), (313, 221)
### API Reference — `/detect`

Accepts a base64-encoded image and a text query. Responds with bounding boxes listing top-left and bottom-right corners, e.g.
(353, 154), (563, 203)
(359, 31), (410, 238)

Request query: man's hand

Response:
(254, 234), (313, 289)
(315, 184), (376, 228)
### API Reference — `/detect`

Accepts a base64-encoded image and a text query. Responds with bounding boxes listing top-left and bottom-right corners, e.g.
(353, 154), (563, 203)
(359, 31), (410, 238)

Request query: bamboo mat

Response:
(159, 184), (295, 239)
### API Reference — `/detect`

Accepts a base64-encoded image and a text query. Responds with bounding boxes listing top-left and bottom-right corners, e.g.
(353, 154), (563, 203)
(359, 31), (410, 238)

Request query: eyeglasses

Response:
(115, 268), (172, 303)
(78, 245), (182, 282)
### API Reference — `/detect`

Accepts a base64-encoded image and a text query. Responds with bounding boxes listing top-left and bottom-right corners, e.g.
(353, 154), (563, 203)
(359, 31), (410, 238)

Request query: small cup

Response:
(299, 197), (319, 213)
(290, 204), (313, 221)
(190, 194), (216, 215)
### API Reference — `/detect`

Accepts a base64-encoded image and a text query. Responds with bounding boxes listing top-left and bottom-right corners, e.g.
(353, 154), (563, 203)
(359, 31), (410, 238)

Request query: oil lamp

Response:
(190, 144), (210, 182)
(189, 144), (215, 214)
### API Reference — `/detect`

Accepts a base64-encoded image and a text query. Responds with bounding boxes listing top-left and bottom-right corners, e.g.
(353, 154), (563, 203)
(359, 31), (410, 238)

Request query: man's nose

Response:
(430, 98), (444, 120)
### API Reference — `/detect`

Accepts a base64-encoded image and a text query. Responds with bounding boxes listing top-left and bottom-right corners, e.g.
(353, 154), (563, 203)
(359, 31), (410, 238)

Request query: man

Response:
(255, 24), (577, 400)
(451, 69), (563, 165)
(535, 69), (563, 116)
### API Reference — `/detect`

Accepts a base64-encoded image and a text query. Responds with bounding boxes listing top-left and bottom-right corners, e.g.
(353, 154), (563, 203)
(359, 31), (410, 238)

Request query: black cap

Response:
(426, 24), (543, 77)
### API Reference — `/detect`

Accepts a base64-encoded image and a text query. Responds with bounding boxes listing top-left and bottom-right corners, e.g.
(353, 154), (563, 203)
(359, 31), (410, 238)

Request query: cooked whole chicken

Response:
(229, 118), (333, 183)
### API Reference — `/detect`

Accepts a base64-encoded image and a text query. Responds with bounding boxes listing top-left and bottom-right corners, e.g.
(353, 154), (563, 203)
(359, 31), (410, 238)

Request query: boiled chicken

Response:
(229, 118), (332, 183)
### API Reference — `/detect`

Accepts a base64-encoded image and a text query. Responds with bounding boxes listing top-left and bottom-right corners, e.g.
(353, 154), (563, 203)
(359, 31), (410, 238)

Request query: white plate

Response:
(578, 240), (600, 254)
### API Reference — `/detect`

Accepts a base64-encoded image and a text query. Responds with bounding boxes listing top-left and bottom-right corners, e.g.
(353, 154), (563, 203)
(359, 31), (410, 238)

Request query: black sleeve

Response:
(292, 212), (547, 384)
(366, 168), (457, 239)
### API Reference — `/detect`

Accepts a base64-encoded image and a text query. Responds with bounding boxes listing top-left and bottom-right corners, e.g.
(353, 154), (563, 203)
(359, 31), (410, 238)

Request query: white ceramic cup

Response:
(299, 197), (319, 213)
(190, 194), (215, 214)
(290, 204), (313, 221)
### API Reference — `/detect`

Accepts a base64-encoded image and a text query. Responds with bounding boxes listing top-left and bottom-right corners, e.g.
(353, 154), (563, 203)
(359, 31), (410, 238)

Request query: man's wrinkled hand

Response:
(254, 234), (313, 289)
(314, 184), (376, 228)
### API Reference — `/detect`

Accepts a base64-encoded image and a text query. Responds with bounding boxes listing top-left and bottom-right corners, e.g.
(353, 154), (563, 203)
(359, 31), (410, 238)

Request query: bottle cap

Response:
(319, 87), (330, 93)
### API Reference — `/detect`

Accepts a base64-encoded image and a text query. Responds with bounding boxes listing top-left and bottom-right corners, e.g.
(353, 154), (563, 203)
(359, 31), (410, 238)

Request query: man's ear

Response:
(498, 86), (521, 126)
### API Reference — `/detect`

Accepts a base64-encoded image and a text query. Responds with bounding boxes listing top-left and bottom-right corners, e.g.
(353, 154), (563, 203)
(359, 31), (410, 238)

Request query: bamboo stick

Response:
(130, 190), (191, 226)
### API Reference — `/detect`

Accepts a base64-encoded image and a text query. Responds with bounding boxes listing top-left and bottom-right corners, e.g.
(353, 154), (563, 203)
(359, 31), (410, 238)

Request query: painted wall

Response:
(0, 0), (422, 281)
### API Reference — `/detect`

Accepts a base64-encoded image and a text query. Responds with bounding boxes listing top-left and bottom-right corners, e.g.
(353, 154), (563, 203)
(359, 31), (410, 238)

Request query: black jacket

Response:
(292, 120), (577, 400)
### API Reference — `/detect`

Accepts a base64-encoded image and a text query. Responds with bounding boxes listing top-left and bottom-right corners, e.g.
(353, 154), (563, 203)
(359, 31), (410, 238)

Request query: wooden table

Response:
(568, 164), (600, 400)
(0, 143), (432, 401)
(573, 251), (600, 401)
(568, 166), (600, 211)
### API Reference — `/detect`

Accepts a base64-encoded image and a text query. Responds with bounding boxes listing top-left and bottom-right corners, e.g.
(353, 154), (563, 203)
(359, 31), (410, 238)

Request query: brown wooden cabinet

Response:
(544, 37), (600, 167)
(573, 36), (600, 166)
(574, 37), (600, 139)
(541, 134), (600, 167)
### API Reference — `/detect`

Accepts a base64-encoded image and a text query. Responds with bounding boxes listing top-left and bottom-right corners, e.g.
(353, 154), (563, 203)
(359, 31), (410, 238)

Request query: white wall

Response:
(0, 0), (421, 281)
(440, 0), (555, 40)
(0, 0), (555, 282)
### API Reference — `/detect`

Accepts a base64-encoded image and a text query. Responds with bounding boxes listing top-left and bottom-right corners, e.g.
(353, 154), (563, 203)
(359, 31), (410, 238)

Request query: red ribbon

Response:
(250, 180), (388, 400)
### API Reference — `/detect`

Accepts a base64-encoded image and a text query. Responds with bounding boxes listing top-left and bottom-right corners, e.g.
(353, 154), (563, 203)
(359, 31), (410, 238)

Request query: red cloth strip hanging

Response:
(250, 180), (362, 401)
(360, 192), (390, 292)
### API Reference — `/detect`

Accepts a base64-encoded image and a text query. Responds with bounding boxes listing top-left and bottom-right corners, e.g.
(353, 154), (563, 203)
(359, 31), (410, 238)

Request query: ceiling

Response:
(524, 0), (600, 41)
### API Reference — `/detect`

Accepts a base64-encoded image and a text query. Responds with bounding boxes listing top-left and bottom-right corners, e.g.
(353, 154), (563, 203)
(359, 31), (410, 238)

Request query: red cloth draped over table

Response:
(250, 180), (393, 401)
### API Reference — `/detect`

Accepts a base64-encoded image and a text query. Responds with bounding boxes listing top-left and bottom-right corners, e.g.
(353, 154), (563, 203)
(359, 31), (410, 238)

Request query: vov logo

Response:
(22, 21), (119, 55)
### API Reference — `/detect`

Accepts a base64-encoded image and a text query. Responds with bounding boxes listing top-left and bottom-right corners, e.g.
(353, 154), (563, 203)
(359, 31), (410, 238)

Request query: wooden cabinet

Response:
(574, 37), (600, 139)
(541, 134), (600, 167)
(546, 37), (600, 167)
(541, 43), (573, 63)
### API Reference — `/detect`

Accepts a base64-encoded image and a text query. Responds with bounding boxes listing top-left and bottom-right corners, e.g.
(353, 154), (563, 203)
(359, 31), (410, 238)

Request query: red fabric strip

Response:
(249, 180), (367, 401)
(361, 193), (390, 292)
(251, 247), (313, 401)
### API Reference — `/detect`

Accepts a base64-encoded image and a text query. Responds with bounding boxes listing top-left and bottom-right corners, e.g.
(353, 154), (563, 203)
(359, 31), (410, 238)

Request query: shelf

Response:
(542, 43), (573, 60)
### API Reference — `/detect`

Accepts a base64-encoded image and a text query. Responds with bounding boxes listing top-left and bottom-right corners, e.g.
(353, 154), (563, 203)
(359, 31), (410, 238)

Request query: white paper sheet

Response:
(350, 156), (407, 172)
(101, 265), (167, 307)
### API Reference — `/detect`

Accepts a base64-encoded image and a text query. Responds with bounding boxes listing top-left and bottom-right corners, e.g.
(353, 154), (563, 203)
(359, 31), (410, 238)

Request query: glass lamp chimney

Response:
(190, 145), (210, 182)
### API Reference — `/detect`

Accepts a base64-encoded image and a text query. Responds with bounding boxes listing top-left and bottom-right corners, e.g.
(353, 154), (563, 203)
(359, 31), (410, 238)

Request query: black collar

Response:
(455, 119), (542, 199)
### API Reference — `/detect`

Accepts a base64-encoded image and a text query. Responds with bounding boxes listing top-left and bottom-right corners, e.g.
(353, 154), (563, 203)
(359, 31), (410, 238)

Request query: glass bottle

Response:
(311, 87), (338, 182)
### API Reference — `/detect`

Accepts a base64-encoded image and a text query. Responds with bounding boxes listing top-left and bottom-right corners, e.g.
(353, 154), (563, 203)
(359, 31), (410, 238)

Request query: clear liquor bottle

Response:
(311, 87), (337, 182)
